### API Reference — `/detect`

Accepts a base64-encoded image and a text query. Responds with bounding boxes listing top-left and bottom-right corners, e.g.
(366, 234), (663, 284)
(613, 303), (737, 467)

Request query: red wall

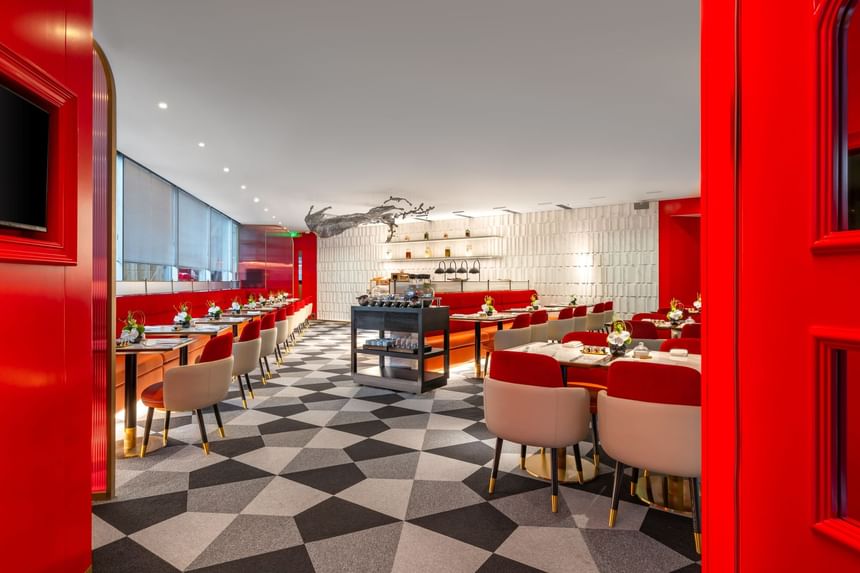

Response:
(293, 232), (317, 315)
(659, 197), (701, 307)
(238, 225), (295, 292)
(0, 2), (94, 571)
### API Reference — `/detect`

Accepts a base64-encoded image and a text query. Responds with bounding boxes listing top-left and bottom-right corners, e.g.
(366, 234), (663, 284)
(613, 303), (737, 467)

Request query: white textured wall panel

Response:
(317, 203), (659, 322)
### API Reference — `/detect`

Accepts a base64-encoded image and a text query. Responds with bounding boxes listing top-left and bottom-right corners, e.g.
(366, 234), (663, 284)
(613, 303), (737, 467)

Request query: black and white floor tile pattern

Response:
(93, 321), (702, 572)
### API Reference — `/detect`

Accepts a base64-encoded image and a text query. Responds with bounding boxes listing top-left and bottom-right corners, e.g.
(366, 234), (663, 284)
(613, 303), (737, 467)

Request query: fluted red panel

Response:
(91, 47), (110, 495)
(293, 232), (317, 313)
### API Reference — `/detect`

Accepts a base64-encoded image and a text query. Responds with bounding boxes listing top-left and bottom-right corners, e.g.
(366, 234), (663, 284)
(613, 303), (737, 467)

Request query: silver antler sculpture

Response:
(305, 196), (435, 242)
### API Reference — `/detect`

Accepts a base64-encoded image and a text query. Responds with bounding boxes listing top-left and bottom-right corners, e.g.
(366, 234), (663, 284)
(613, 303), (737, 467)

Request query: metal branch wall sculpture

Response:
(305, 196), (435, 242)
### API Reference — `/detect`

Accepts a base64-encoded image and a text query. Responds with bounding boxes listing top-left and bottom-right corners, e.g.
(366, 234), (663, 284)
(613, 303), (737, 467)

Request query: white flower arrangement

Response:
(693, 293), (702, 310)
(481, 296), (495, 316)
(667, 308), (684, 322)
(173, 311), (190, 325)
(207, 304), (222, 318)
(231, 301), (241, 312)
(606, 323), (632, 347)
(530, 294), (541, 310)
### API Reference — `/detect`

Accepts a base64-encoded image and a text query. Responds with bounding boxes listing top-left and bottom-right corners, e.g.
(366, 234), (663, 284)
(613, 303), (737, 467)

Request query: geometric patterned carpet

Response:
(92, 321), (702, 572)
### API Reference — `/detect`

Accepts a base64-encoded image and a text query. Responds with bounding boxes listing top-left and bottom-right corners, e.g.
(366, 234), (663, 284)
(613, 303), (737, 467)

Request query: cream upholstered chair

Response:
(598, 360), (702, 553)
(529, 310), (550, 342)
(232, 319), (261, 408)
(547, 306), (575, 342)
(571, 305), (588, 332)
(259, 312), (277, 380)
(140, 352), (234, 457)
(602, 301), (615, 325)
(482, 323), (532, 378)
(485, 351), (591, 512)
(585, 302), (605, 332)
(274, 307), (289, 364)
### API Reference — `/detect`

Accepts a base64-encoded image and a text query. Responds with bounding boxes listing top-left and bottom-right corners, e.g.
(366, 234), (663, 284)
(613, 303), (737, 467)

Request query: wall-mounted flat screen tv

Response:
(0, 84), (50, 232)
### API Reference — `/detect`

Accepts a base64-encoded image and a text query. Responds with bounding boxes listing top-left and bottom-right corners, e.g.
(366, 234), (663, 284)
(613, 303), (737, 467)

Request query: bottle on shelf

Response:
(423, 231), (430, 240)
(465, 228), (471, 238)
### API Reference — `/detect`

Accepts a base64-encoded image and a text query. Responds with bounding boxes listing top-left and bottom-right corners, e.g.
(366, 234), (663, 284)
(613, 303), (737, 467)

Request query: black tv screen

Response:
(0, 84), (49, 232)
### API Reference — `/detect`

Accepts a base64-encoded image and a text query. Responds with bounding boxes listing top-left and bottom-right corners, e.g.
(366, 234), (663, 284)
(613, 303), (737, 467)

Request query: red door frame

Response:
(703, 0), (860, 569)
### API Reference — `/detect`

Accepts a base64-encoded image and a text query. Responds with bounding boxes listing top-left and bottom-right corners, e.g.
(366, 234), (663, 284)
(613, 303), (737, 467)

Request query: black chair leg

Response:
(259, 358), (266, 379)
(489, 437), (503, 494)
(275, 344), (282, 365)
(571, 443), (585, 484)
(591, 413), (600, 467)
(690, 477), (702, 554)
(196, 409), (210, 455)
(520, 444), (527, 470)
(212, 403), (225, 438)
(483, 352), (490, 378)
(264, 356), (272, 380)
(245, 373), (255, 399)
(630, 467), (640, 496)
(609, 461), (625, 527)
(140, 407), (154, 458)
(235, 375), (248, 408)
(550, 447), (559, 513)
(163, 410), (171, 445)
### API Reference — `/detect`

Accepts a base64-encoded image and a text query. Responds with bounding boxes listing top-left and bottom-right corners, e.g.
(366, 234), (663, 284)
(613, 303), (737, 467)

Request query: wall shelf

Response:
(385, 256), (498, 262)
(380, 235), (501, 245)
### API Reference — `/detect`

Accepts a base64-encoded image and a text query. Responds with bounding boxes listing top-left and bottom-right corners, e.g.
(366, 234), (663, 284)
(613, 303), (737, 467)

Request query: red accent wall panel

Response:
(658, 197), (701, 307)
(293, 232), (317, 314)
(0, 1), (94, 571)
(91, 47), (109, 495)
(238, 225), (295, 293)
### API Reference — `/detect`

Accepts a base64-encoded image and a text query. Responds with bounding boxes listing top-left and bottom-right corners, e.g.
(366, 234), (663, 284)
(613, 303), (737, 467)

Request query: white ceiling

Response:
(94, 0), (699, 229)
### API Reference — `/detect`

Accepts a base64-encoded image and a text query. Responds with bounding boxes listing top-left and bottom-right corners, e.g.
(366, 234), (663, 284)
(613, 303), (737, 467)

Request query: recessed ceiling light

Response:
(241, 185), (247, 190)
(279, 221), (283, 226)
(223, 167), (230, 173)
(271, 215), (276, 220)
(263, 207), (269, 212)
(253, 197), (260, 203)
(157, 102), (168, 109)
(197, 142), (205, 148)
(645, 190), (663, 195)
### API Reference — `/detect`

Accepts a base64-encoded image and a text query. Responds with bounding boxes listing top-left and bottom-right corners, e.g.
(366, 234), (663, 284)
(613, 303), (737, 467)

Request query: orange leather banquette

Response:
(425, 289), (537, 369)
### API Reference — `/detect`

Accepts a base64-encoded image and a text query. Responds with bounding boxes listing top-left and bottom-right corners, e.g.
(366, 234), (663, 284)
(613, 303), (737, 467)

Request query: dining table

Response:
(449, 312), (518, 378)
(193, 315), (250, 337)
(116, 337), (196, 458)
(505, 340), (702, 509)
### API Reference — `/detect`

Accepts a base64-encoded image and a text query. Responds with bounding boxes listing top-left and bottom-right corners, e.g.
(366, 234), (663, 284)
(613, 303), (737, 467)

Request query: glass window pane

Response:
(209, 209), (233, 272)
(842, 2), (860, 229)
(122, 159), (176, 266)
(176, 190), (210, 271)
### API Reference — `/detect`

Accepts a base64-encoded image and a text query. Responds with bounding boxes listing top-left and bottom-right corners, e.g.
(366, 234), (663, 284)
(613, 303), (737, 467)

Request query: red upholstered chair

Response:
(603, 301), (615, 324)
(198, 332), (233, 363)
(660, 338), (702, 354)
(626, 320), (659, 340)
(140, 336), (234, 457)
(485, 351), (591, 511)
(561, 331), (608, 347)
(572, 305), (588, 331)
(481, 312), (532, 376)
(259, 312), (277, 379)
(633, 312), (665, 321)
(274, 307), (290, 363)
(656, 307), (672, 314)
(680, 323), (701, 339)
(548, 308), (575, 342)
(586, 303), (606, 332)
(233, 320), (261, 407)
(560, 331), (609, 465)
(529, 310), (550, 342)
(598, 361), (702, 553)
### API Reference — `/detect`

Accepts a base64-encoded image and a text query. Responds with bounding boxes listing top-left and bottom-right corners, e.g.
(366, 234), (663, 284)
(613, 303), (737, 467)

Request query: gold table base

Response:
(633, 472), (693, 516)
(523, 451), (599, 484)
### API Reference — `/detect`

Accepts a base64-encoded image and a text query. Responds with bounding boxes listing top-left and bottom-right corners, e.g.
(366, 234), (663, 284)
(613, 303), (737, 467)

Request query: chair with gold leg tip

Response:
(274, 307), (289, 364)
(140, 338), (234, 458)
(548, 306), (575, 342)
(680, 322), (701, 339)
(482, 320), (532, 378)
(602, 301), (614, 325)
(598, 360), (702, 553)
(232, 319), (261, 408)
(282, 303), (296, 350)
(259, 312), (277, 381)
(529, 310), (549, 342)
(659, 337), (702, 354)
(481, 313), (530, 377)
(585, 302), (605, 332)
(484, 351), (591, 512)
(561, 331), (610, 469)
(293, 301), (305, 337)
(571, 305), (588, 332)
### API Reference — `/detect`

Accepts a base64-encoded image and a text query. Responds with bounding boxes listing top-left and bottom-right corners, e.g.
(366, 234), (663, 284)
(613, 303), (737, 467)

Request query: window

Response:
(116, 154), (239, 281)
